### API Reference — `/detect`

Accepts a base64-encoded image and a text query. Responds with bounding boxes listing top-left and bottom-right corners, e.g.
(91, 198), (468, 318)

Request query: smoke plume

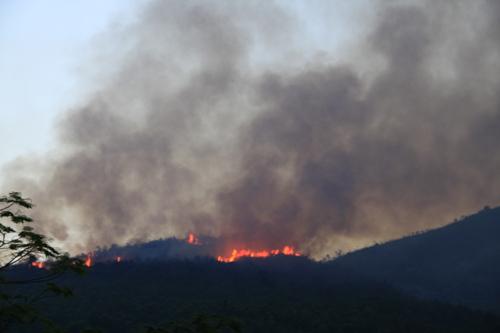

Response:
(3, 0), (500, 258)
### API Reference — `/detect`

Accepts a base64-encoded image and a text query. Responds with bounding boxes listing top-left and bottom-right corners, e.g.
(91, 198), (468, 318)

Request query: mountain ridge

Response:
(334, 205), (500, 311)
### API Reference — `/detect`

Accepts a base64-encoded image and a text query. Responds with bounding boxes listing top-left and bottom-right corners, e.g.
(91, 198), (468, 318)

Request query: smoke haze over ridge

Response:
(2, 0), (499, 258)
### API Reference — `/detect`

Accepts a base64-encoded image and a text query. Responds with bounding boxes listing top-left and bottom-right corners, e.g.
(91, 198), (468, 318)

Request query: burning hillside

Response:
(73, 235), (303, 266)
(217, 246), (300, 263)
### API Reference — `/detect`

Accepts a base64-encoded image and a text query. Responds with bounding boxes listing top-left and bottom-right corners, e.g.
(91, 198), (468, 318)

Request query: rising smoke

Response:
(3, 0), (500, 258)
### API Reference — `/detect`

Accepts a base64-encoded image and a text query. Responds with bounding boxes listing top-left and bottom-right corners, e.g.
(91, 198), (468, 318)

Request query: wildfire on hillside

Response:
(30, 234), (302, 268)
(217, 246), (300, 263)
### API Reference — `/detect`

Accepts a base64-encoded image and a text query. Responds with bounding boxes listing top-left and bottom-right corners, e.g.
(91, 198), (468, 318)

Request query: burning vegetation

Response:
(39, 235), (304, 267)
(217, 246), (300, 263)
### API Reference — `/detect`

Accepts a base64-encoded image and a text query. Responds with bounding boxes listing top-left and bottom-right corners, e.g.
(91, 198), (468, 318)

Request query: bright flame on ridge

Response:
(85, 254), (92, 267)
(187, 234), (200, 245)
(217, 246), (300, 262)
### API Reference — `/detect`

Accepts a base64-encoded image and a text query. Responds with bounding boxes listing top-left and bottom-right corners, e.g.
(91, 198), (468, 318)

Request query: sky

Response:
(0, 0), (141, 164)
(1, 0), (499, 259)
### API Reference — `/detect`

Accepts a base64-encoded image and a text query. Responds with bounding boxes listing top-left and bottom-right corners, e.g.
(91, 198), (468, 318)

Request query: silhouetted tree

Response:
(0, 192), (87, 332)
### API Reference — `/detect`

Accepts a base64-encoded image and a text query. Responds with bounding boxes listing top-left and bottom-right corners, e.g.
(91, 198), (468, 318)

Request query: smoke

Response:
(2, 0), (500, 258)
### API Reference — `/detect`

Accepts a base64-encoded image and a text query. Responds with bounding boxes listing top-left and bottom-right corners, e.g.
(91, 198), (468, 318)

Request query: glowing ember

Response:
(31, 261), (45, 269)
(217, 246), (301, 262)
(187, 234), (200, 245)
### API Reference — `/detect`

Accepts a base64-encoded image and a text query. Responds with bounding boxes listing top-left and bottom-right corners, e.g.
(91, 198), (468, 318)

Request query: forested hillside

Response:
(11, 256), (500, 333)
(7, 206), (500, 332)
(335, 206), (500, 311)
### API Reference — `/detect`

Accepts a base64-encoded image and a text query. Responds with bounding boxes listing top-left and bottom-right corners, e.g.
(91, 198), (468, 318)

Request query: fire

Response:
(31, 261), (44, 268)
(283, 246), (296, 255)
(31, 261), (53, 269)
(187, 234), (200, 245)
(85, 254), (92, 267)
(217, 246), (301, 263)
(117, 257), (121, 262)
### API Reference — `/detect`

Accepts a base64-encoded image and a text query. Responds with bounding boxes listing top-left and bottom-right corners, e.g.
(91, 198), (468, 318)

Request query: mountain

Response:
(334, 206), (500, 312)
(12, 256), (500, 333)
(7, 206), (500, 332)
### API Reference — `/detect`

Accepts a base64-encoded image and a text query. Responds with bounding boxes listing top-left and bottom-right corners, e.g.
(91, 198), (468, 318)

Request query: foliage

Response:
(13, 258), (500, 333)
(143, 314), (242, 333)
(0, 192), (88, 332)
(4, 199), (500, 332)
(334, 205), (500, 311)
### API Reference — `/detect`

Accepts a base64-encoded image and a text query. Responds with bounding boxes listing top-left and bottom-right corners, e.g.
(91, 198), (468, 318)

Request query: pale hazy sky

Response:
(0, 0), (141, 167)
(0, 0), (368, 170)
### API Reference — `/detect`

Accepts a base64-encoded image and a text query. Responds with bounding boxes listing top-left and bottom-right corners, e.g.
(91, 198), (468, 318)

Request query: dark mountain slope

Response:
(12, 257), (500, 333)
(335, 206), (500, 311)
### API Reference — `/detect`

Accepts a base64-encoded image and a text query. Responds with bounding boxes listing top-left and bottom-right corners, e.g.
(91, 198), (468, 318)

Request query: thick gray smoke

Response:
(3, 0), (500, 258)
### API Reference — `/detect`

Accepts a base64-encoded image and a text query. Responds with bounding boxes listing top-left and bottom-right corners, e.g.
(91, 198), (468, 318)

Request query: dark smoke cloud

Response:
(2, 0), (499, 258)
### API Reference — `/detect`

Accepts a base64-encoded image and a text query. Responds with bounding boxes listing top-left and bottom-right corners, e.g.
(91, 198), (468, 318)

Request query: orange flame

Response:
(117, 257), (121, 262)
(217, 246), (300, 262)
(187, 234), (200, 245)
(31, 261), (46, 269)
(85, 254), (92, 267)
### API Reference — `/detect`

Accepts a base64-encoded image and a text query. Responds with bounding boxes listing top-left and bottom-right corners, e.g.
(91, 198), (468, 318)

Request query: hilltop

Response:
(335, 206), (500, 312)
